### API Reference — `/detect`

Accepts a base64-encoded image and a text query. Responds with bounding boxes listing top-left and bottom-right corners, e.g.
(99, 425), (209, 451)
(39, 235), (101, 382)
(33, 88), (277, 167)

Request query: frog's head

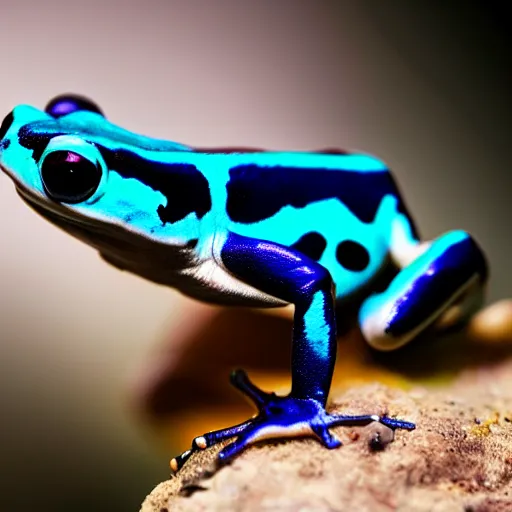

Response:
(0, 95), (110, 212)
(0, 95), (201, 277)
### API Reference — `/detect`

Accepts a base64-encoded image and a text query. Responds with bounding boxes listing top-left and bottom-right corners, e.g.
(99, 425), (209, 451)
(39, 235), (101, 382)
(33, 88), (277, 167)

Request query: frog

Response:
(0, 94), (488, 472)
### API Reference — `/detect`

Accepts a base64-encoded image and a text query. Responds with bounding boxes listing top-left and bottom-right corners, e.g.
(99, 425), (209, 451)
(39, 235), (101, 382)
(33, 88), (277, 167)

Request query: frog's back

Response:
(211, 149), (418, 300)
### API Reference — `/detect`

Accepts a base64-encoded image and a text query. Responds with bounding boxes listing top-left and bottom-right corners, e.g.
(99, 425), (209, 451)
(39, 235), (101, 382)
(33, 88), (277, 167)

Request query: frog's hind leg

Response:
(359, 229), (488, 351)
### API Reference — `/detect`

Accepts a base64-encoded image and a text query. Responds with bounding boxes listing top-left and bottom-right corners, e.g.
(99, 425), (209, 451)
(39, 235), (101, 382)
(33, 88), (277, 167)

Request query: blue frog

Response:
(0, 95), (488, 471)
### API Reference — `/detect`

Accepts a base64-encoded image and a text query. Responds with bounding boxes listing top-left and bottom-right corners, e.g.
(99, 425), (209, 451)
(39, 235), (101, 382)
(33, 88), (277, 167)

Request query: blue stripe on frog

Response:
(96, 146), (211, 225)
(225, 162), (417, 234)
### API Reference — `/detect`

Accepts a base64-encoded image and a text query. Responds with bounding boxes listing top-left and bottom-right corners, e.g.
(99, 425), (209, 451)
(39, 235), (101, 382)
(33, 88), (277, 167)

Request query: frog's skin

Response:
(0, 95), (488, 471)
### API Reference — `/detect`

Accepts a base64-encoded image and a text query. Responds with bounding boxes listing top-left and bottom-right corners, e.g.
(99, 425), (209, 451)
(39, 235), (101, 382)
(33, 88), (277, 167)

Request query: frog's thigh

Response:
(359, 230), (488, 351)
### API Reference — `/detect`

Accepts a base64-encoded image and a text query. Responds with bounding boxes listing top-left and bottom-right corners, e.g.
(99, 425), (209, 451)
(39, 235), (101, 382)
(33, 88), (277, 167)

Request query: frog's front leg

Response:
(360, 230), (488, 350)
(171, 232), (415, 472)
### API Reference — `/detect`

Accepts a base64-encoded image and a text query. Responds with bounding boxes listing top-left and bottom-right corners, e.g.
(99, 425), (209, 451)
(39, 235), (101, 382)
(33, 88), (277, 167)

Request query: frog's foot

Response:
(170, 370), (415, 472)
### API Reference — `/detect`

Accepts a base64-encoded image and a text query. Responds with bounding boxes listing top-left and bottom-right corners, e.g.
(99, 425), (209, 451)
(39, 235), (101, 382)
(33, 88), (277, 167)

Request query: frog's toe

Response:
(170, 418), (253, 472)
(229, 368), (274, 407)
(375, 415), (416, 431)
(218, 435), (252, 463)
(311, 424), (343, 449)
(326, 412), (416, 432)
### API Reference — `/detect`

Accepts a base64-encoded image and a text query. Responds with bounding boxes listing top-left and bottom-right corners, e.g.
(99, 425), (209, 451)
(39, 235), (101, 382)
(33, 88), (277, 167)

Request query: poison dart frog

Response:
(0, 95), (488, 471)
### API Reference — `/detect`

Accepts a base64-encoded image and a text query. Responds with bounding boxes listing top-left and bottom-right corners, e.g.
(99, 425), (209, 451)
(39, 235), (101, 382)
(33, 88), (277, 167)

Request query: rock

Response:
(140, 371), (512, 511)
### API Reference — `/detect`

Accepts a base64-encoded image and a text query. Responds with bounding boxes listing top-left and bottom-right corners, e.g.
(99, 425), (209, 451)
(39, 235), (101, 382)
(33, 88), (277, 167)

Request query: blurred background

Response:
(0, 1), (510, 510)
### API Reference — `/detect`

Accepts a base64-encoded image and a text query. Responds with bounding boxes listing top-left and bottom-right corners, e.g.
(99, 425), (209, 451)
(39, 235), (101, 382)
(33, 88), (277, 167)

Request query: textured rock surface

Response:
(140, 300), (512, 511)
(141, 377), (512, 510)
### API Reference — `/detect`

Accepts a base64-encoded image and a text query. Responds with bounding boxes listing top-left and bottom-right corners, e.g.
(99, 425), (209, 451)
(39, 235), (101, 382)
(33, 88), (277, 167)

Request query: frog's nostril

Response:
(0, 111), (14, 141)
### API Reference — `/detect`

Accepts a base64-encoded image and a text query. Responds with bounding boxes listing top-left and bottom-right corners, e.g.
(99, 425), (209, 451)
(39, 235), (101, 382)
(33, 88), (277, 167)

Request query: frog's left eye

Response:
(38, 135), (107, 204)
(40, 150), (102, 204)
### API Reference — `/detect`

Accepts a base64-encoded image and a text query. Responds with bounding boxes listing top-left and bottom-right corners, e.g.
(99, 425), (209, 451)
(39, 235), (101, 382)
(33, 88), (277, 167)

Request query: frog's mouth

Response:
(15, 184), (105, 236)
(13, 183), (144, 261)
(13, 184), (197, 278)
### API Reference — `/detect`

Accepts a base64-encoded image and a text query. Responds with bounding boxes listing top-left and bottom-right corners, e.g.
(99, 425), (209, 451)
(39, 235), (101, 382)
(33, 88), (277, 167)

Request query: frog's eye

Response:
(39, 135), (107, 204)
(40, 150), (102, 203)
(45, 94), (104, 118)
